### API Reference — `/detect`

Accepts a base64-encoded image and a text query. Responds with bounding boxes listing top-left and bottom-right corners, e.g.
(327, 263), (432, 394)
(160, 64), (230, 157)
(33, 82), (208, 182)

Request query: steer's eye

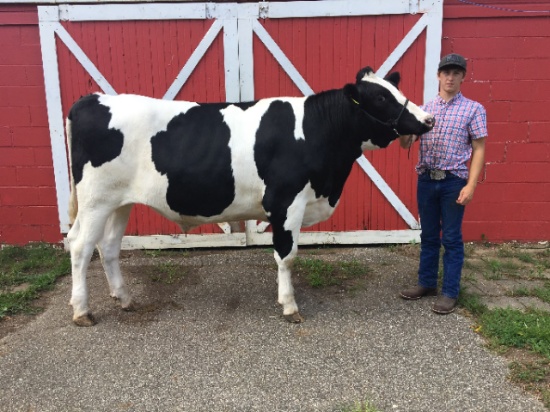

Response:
(377, 95), (386, 103)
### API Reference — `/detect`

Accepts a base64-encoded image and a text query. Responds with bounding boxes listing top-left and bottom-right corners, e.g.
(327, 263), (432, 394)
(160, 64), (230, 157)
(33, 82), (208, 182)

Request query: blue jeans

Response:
(417, 172), (467, 299)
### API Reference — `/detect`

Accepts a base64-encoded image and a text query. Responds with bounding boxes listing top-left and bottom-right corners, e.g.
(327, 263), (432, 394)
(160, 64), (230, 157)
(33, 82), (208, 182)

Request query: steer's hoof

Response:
(73, 313), (96, 327)
(284, 312), (304, 323)
(121, 301), (136, 312)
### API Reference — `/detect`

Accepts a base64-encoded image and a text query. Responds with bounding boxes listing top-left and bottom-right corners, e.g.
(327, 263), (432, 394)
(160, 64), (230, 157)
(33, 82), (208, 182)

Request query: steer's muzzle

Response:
(424, 115), (435, 130)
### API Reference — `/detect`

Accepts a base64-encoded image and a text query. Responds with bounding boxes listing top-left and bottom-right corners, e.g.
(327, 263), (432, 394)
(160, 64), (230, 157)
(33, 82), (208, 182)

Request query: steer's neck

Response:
(307, 88), (388, 151)
(302, 89), (370, 206)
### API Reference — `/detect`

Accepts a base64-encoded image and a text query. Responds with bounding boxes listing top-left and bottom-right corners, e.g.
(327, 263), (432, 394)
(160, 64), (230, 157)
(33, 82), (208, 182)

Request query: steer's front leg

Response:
(270, 213), (304, 323)
(274, 250), (303, 323)
(265, 189), (307, 322)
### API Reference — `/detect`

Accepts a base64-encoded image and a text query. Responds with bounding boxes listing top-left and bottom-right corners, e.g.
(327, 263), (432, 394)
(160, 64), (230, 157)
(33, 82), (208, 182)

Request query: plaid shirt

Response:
(416, 92), (487, 179)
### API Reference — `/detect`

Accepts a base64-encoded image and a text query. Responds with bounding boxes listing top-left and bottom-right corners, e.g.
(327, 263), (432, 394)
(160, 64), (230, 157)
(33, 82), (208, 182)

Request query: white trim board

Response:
(40, 2), (430, 20)
(115, 230), (421, 250)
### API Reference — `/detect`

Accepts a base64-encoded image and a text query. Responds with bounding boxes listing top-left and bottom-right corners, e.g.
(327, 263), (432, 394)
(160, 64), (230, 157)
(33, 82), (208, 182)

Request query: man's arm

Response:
(457, 137), (486, 205)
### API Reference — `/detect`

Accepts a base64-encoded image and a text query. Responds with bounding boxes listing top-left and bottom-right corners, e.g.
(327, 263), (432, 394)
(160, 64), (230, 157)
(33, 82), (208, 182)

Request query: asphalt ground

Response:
(0, 246), (547, 412)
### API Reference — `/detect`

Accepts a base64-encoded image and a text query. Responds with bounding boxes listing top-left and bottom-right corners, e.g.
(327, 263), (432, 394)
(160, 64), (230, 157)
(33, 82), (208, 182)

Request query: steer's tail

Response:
(65, 117), (78, 226)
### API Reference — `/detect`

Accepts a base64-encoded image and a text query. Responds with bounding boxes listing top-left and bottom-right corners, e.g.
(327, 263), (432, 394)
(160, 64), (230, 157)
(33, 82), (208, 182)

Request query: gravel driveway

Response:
(0, 246), (546, 411)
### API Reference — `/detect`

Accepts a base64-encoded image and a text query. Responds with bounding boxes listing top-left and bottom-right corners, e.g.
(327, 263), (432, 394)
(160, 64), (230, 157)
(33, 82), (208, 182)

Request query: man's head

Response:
(437, 53), (467, 98)
(438, 53), (467, 74)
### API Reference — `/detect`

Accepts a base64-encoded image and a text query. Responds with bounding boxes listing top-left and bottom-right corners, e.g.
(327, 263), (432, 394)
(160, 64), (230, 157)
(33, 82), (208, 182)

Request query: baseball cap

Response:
(438, 53), (467, 71)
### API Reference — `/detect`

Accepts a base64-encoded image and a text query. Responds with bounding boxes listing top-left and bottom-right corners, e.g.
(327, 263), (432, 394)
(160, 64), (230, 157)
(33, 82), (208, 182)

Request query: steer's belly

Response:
(138, 171), (268, 229)
(302, 197), (336, 227)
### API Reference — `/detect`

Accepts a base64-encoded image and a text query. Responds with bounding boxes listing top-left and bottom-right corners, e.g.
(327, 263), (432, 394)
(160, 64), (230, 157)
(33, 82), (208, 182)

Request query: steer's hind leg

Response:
(96, 205), (134, 311)
(67, 209), (111, 326)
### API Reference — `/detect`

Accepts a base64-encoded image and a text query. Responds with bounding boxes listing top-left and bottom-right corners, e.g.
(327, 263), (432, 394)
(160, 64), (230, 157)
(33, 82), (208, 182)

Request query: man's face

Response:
(438, 68), (465, 95)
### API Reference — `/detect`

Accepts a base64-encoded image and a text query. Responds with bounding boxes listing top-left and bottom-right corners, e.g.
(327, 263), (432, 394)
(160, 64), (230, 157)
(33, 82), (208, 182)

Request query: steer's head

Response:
(344, 66), (434, 149)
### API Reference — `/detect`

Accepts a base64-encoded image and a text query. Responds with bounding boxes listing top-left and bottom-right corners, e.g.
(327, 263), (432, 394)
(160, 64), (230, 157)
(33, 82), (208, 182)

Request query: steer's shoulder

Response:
(68, 93), (103, 120)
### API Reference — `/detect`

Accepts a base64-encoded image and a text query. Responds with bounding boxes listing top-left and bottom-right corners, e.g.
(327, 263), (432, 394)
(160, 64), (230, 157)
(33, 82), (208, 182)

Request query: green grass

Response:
(532, 284), (550, 304)
(509, 358), (550, 407)
(509, 283), (550, 305)
(455, 244), (550, 409)
(510, 360), (549, 384)
(480, 308), (550, 359)
(293, 256), (369, 288)
(0, 243), (70, 319)
(460, 291), (550, 408)
(517, 253), (536, 264)
(143, 248), (190, 258)
(481, 258), (521, 280)
(150, 261), (187, 284)
(461, 288), (550, 361)
(462, 270), (550, 403)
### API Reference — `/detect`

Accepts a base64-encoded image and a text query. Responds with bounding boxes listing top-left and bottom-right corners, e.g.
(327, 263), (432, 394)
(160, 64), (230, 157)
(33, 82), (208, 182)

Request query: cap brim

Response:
(438, 64), (466, 71)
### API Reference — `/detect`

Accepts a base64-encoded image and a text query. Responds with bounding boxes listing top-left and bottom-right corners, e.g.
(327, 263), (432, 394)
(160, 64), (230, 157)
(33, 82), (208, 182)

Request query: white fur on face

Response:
(361, 72), (406, 104)
(361, 72), (431, 123)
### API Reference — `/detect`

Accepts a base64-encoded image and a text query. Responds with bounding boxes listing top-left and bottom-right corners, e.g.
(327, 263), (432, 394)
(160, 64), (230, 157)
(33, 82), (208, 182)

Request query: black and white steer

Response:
(66, 67), (434, 326)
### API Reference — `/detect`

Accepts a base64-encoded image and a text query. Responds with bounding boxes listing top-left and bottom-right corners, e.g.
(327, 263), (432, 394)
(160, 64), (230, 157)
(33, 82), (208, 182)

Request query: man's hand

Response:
(457, 184), (475, 205)
(398, 134), (418, 149)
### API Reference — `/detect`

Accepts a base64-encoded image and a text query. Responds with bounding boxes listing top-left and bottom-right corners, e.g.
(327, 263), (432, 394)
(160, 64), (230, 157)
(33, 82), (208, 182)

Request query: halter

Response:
(350, 97), (409, 137)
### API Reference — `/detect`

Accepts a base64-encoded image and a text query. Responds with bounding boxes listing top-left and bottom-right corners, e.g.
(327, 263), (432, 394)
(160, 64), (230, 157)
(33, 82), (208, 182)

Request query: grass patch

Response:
(0, 243), (70, 319)
(458, 289), (487, 316)
(510, 360), (549, 384)
(150, 261), (187, 284)
(481, 258), (521, 280)
(454, 244), (550, 409)
(293, 257), (369, 288)
(460, 286), (550, 408)
(480, 308), (550, 359)
(509, 283), (550, 304)
(340, 400), (381, 412)
(461, 287), (550, 361)
(143, 248), (191, 258)
(462, 259), (482, 271)
(532, 284), (550, 304)
(509, 360), (550, 407)
(517, 253), (536, 264)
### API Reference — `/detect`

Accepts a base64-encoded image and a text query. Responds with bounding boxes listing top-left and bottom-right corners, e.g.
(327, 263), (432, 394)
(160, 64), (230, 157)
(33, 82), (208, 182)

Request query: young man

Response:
(399, 53), (487, 314)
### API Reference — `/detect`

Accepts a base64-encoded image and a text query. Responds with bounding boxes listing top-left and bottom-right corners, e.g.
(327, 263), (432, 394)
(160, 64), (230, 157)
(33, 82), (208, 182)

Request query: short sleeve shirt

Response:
(416, 92), (487, 179)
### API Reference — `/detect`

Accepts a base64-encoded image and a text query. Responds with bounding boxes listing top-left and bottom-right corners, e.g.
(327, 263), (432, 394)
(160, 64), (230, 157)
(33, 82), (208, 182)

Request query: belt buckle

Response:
(429, 169), (446, 180)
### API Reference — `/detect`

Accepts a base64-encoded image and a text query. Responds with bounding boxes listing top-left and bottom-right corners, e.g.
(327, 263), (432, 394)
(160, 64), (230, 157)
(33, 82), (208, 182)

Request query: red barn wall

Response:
(0, 1), (549, 245)
(443, 0), (550, 242)
(0, 5), (61, 244)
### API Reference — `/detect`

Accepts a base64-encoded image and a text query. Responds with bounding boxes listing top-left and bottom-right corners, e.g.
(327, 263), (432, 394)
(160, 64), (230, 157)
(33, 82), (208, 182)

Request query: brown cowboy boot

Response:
(432, 296), (458, 314)
(400, 285), (437, 300)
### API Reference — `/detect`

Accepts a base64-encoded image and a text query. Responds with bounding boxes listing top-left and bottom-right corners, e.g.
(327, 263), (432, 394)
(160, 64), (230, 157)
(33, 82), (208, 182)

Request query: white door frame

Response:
(38, 1), (443, 249)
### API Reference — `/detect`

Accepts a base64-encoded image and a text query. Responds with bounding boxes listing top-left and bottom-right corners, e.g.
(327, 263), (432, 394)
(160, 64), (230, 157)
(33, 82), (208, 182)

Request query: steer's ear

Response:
(355, 66), (374, 83)
(385, 71), (401, 88)
(343, 83), (360, 104)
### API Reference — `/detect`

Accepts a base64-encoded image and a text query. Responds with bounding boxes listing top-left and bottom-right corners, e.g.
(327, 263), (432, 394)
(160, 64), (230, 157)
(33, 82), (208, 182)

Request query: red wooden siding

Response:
(1, 2), (550, 245)
(0, 5), (61, 244)
(444, 0), (550, 242)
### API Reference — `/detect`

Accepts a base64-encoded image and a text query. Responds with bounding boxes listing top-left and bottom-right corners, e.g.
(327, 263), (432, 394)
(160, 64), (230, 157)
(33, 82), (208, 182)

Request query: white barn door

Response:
(39, 1), (443, 249)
